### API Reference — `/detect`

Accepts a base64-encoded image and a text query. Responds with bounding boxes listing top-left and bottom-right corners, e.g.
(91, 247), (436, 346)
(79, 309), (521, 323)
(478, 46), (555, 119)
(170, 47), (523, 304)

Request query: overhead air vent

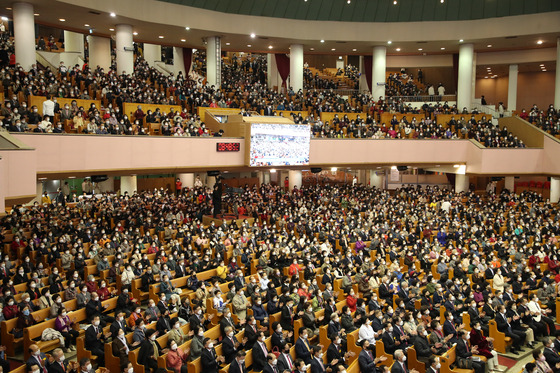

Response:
(88, 11), (101, 15)
(258, 37), (269, 40)
(417, 41), (428, 44)
(505, 36), (517, 39)
(336, 41), (347, 44)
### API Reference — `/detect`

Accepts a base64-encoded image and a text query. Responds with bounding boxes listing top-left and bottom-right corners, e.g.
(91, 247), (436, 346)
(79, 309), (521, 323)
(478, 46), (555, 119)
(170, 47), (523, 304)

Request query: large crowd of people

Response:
(0, 181), (559, 373)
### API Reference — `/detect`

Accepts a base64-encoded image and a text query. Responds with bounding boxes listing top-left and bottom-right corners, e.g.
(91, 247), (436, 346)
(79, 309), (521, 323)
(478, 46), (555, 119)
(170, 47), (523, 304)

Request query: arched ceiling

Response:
(158, 0), (560, 22)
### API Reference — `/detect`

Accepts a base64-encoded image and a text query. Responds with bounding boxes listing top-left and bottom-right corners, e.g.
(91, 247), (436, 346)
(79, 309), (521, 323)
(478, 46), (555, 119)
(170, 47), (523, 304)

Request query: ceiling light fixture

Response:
(387, 41), (392, 44)
(158, 35), (164, 38)
(418, 48), (423, 51)
(110, 12), (116, 17)
(537, 40), (543, 45)
(339, 56), (342, 59)
(320, 39), (325, 43)
(395, 48), (401, 51)
(352, 48), (357, 51)
(331, 167), (338, 172)
(347, 0), (351, 4)
(59, 18), (66, 22)
(393, 0), (397, 4)
(133, 32), (138, 35)
(34, 13), (39, 16)
(5, 7), (11, 10)
(0, 16), (8, 21)
(226, 42), (230, 45)
(440, 47), (445, 50)
(459, 39), (464, 42)
(331, 48), (336, 51)
(268, 45), (273, 49)
(181, 39), (186, 42)
(250, 33), (256, 38)
(185, 27), (190, 30)
(247, 44), (252, 47)
(270, 169), (276, 173)
(109, 28), (114, 31)
(487, 44), (492, 47)
(84, 24), (90, 27)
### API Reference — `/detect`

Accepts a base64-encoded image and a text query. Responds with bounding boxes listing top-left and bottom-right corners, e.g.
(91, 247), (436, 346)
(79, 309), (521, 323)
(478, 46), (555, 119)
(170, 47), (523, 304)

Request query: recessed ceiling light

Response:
(185, 27), (190, 30)
(393, 0), (397, 4)
(84, 24), (90, 27)
(352, 48), (357, 52)
(537, 40), (543, 45)
(5, 7), (11, 10)
(268, 45), (273, 49)
(487, 44), (492, 48)
(59, 18), (66, 22)
(250, 33), (256, 38)
(181, 39), (186, 42)
(339, 56), (342, 59)
(484, 76), (489, 79)
(459, 39), (464, 42)
(110, 12), (116, 17)
(440, 47), (445, 50)
(133, 32), (138, 36)
(320, 40), (325, 43)
(542, 69), (547, 72)
(395, 48), (401, 51)
(34, 13), (39, 16)
(347, 0), (350, 4)
(310, 48), (315, 51)
(387, 41), (392, 44)
(109, 28), (114, 31)
(0, 16), (7, 21)
(247, 44), (251, 47)
(540, 64), (545, 66)
(331, 48), (336, 51)
(226, 42), (230, 45)
(418, 48), (423, 51)
(158, 36), (164, 39)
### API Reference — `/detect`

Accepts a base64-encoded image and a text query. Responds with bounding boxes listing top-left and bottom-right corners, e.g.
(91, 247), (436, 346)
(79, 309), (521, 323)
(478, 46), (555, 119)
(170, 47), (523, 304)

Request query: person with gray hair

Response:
(413, 325), (435, 363)
(391, 349), (418, 373)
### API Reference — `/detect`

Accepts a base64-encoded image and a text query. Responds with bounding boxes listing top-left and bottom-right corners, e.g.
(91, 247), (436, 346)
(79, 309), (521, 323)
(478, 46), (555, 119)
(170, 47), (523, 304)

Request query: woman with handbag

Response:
(470, 321), (499, 372)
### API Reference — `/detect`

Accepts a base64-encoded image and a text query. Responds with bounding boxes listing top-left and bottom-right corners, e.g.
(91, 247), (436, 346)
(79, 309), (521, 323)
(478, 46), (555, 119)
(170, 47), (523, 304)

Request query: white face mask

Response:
(171, 344), (178, 350)
(208, 343), (214, 349)
(86, 363), (92, 370)
(128, 368), (134, 373)
(151, 335), (157, 341)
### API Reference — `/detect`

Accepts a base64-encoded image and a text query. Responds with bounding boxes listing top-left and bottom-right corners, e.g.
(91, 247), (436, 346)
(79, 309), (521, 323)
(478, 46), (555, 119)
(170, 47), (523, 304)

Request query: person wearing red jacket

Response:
(3, 296), (19, 319)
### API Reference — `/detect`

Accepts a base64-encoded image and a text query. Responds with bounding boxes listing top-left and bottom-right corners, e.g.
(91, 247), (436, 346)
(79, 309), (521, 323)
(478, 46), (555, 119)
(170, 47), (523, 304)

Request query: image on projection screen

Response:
(249, 123), (311, 167)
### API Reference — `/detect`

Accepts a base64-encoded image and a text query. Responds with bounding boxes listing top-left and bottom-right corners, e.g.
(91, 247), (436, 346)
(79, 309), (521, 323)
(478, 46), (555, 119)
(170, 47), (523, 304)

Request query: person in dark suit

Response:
(27, 343), (49, 373)
(201, 337), (225, 373)
(295, 328), (313, 364)
(244, 316), (260, 347)
(112, 329), (131, 370)
(220, 309), (242, 336)
(157, 309), (173, 335)
(47, 348), (77, 373)
(442, 312), (458, 345)
(495, 306), (524, 354)
(281, 300), (296, 332)
(310, 346), (327, 373)
(263, 353), (279, 373)
(138, 329), (163, 373)
(110, 311), (132, 338)
(456, 331), (485, 373)
(326, 335), (347, 368)
(277, 343), (295, 373)
(358, 340), (385, 373)
(543, 338), (560, 372)
(381, 323), (399, 355)
(252, 332), (269, 371)
(229, 351), (248, 373)
(222, 326), (247, 364)
(425, 356), (439, 373)
(84, 316), (108, 366)
(391, 349), (416, 373)
(271, 322), (292, 350)
(412, 326), (435, 363)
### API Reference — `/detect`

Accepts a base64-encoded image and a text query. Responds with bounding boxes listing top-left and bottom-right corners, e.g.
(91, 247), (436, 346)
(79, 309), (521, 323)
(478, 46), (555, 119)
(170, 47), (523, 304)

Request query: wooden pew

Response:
(440, 345), (474, 373)
(488, 319), (511, 354)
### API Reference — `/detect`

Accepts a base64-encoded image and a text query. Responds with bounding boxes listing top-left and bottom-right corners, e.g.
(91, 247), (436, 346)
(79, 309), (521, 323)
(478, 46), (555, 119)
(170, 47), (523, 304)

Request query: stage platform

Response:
(202, 214), (255, 227)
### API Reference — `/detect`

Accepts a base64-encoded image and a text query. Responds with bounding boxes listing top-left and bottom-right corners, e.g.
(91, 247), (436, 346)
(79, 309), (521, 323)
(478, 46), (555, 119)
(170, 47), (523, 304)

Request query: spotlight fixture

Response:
(181, 39), (186, 42)
(59, 18), (66, 22)
(133, 32), (138, 36)
(459, 39), (464, 42)
(158, 36), (164, 39)
(395, 48), (401, 51)
(268, 45), (273, 49)
(110, 12), (116, 17)
(185, 27), (190, 30)
(250, 33), (256, 38)
(537, 40), (543, 45)
(387, 41), (392, 44)
(320, 39), (325, 43)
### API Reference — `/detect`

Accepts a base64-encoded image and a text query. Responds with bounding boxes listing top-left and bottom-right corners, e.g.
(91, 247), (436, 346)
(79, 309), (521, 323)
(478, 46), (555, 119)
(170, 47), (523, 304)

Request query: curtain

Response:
(452, 53), (459, 93)
(183, 48), (193, 76)
(363, 56), (372, 92)
(275, 54), (290, 90)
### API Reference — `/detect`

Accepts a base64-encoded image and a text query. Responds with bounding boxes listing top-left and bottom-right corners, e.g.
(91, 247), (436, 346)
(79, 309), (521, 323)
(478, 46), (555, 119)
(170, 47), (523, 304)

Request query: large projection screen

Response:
(249, 123), (311, 167)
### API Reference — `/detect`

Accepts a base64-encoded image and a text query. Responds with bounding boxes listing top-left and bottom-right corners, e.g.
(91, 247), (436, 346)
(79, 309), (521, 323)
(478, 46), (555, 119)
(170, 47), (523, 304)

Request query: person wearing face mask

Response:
(112, 328), (131, 370)
(26, 344), (47, 373)
(55, 308), (79, 352)
(358, 340), (387, 373)
(110, 311), (132, 339)
(229, 350), (248, 373)
(201, 337), (225, 373)
(456, 331), (485, 373)
(442, 311), (459, 345)
(138, 329), (165, 373)
(469, 321), (500, 372)
(188, 305), (214, 332)
(84, 315), (109, 366)
(222, 325), (247, 364)
(412, 325), (435, 363)
(426, 356), (441, 373)
(340, 305), (358, 333)
(46, 348), (78, 373)
(167, 338), (190, 373)
(263, 352), (280, 373)
(2, 296), (18, 320)
(232, 286), (249, 320)
(85, 293), (113, 326)
(295, 327), (315, 365)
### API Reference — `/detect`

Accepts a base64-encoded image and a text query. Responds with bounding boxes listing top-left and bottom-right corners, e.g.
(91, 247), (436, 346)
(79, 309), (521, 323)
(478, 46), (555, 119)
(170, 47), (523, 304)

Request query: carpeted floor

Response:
(498, 355), (518, 370)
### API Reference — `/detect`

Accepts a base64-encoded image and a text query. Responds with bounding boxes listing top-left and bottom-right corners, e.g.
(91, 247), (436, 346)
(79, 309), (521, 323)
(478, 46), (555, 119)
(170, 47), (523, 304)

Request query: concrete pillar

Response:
(370, 171), (383, 189)
(504, 176), (515, 192)
(507, 64), (518, 112)
(87, 35), (111, 72)
(471, 52), (477, 102)
(263, 171), (271, 185)
(120, 175), (137, 195)
(13, 2), (36, 71)
(551, 177), (560, 203)
(143, 43), (161, 68)
(206, 36), (221, 87)
(289, 44), (304, 92)
(357, 170), (366, 185)
(173, 47), (186, 76)
(372, 46), (387, 100)
(288, 170), (302, 190)
(177, 173), (194, 189)
(455, 174), (469, 193)
(457, 44), (474, 112)
(96, 176), (114, 193)
(207, 174), (216, 190)
(267, 53), (280, 91)
(115, 24), (134, 75)
(257, 171), (264, 186)
(555, 38), (560, 109)
(64, 31), (84, 57)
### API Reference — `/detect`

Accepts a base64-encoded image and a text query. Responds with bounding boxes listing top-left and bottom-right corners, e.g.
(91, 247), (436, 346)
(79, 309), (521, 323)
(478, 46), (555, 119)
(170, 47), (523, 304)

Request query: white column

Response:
(455, 174), (469, 193)
(551, 177), (560, 203)
(177, 173), (194, 188)
(504, 176), (515, 192)
(115, 24), (134, 75)
(457, 44), (474, 112)
(143, 43), (161, 68)
(13, 2), (36, 71)
(508, 64), (518, 112)
(471, 52), (477, 102)
(64, 31), (84, 57)
(97, 176), (115, 193)
(263, 171), (271, 185)
(120, 175), (137, 195)
(173, 47), (186, 76)
(207, 174), (216, 190)
(288, 170), (302, 190)
(289, 44), (304, 92)
(555, 38), (560, 109)
(206, 36), (221, 87)
(369, 171), (383, 189)
(267, 53), (279, 91)
(372, 46), (387, 100)
(87, 35), (111, 72)
(357, 170), (366, 185)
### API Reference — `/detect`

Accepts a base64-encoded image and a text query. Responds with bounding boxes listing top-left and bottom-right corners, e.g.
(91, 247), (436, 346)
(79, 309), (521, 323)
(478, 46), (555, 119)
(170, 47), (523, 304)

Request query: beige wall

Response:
(475, 76), (509, 108)
(0, 149), (38, 209)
